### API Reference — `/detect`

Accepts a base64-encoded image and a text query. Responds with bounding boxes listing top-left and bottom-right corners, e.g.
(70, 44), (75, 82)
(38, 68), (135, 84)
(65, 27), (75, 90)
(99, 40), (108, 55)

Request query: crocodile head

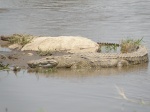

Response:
(28, 59), (58, 68)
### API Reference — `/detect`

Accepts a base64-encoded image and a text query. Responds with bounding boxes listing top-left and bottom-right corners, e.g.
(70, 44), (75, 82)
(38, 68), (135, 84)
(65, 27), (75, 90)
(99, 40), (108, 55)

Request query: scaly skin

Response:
(27, 45), (149, 69)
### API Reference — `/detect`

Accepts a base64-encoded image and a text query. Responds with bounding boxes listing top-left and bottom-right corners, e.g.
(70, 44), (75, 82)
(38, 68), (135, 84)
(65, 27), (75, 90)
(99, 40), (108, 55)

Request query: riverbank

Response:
(0, 37), (71, 70)
(0, 41), (42, 69)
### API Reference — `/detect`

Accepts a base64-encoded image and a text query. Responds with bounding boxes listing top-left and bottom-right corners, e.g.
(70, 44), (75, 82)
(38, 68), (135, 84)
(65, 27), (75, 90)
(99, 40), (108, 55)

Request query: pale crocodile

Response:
(27, 45), (149, 69)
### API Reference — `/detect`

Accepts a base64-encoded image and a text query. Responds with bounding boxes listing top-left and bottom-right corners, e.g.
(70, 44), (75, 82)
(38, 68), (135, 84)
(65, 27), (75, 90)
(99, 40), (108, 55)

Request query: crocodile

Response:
(27, 44), (149, 69)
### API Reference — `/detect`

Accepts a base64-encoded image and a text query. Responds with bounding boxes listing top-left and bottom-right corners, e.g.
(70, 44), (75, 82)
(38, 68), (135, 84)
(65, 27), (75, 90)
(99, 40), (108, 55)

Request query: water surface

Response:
(0, 0), (150, 43)
(0, 65), (150, 112)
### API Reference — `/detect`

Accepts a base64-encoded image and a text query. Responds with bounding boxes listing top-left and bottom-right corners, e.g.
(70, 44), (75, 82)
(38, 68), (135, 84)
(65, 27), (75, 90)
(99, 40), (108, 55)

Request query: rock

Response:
(21, 36), (99, 53)
(9, 44), (22, 50)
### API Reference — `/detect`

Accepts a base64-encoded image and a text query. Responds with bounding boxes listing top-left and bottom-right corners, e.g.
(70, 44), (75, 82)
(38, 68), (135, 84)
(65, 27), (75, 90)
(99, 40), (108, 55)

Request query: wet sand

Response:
(0, 37), (71, 70)
(0, 38), (46, 69)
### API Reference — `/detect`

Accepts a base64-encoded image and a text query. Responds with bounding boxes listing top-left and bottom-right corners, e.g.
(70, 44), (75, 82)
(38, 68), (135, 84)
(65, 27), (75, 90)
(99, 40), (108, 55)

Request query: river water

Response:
(0, 0), (150, 112)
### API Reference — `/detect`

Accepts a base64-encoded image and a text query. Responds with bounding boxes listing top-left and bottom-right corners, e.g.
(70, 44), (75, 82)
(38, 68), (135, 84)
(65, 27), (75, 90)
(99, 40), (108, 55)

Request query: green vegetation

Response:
(98, 38), (143, 53)
(120, 37), (143, 53)
(8, 34), (34, 47)
(100, 44), (119, 53)
(37, 47), (52, 56)
(0, 63), (9, 70)
(104, 44), (118, 53)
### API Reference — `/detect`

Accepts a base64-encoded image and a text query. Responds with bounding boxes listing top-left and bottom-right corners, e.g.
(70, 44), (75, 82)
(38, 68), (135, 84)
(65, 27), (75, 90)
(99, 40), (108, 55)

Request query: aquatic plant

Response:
(8, 34), (34, 47)
(100, 44), (119, 53)
(120, 37), (143, 53)
(0, 63), (9, 70)
(13, 66), (21, 72)
(104, 44), (118, 53)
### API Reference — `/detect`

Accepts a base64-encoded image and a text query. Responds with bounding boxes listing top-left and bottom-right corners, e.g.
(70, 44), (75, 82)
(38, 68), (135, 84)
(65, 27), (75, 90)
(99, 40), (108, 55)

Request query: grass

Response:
(120, 37), (143, 53)
(98, 38), (143, 53)
(8, 34), (34, 47)
(0, 63), (9, 70)
(37, 47), (52, 56)
(104, 44), (118, 53)
(99, 44), (119, 53)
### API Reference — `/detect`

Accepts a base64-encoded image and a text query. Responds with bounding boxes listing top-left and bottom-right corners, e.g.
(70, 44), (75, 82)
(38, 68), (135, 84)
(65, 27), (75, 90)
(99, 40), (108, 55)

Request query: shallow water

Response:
(0, 0), (150, 112)
(0, 66), (150, 112)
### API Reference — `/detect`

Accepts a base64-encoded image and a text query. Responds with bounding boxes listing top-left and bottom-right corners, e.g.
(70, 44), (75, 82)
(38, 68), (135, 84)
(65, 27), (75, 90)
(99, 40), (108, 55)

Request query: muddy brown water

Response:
(0, 0), (150, 112)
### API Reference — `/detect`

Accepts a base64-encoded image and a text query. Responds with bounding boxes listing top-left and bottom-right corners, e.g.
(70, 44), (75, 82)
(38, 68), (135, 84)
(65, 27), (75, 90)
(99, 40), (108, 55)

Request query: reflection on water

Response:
(0, 63), (150, 112)
(0, 63), (149, 78)
(28, 63), (149, 78)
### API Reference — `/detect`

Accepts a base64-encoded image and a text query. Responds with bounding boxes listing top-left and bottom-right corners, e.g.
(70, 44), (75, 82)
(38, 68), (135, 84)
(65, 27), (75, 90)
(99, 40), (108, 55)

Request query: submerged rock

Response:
(21, 36), (99, 53)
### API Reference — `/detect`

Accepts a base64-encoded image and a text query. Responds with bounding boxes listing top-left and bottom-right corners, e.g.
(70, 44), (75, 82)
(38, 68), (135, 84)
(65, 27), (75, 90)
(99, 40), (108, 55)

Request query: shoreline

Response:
(0, 39), (71, 70)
